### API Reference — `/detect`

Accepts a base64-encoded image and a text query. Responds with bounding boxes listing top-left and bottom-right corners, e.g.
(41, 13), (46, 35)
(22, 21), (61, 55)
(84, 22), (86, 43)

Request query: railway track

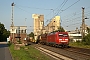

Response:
(34, 44), (90, 60)
(64, 47), (90, 57)
(35, 46), (73, 60)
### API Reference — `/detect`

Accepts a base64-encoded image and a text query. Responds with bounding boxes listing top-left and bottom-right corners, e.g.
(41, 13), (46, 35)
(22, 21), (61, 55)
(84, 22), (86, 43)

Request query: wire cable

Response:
(55, 0), (68, 16)
(58, 0), (80, 15)
(46, 0), (80, 26)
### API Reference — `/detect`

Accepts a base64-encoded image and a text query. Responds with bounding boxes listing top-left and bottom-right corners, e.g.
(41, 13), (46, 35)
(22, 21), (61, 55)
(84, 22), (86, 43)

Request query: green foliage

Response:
(9, 44), (50, 60)
(82, 33), (90, 45)
(87, 27), (90, 33)
(69, 42), (90, 49)
(28, 32), (34, 39)
(54, 26), (65, 32)
(0, 22), (10, 42)
(58, 26), (65, 32)
(0, 23), (5, 35)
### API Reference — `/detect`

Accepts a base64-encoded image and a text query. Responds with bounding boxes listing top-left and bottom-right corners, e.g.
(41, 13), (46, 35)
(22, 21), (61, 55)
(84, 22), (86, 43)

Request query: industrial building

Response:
(32, 14), (60, 42)
(32, 14), (44, 41)
(10, 26), (27, 43)
(45, 16), (60, 33)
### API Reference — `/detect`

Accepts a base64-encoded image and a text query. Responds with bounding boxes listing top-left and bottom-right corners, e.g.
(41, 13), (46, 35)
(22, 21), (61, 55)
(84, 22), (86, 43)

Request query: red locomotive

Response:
(40, 32), (70, 48)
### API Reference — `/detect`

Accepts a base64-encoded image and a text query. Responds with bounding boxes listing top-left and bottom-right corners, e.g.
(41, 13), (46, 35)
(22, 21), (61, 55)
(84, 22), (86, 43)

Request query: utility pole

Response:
(25, 18), (27, 39)
(82, 7), (85, 38)
(11, 2), (15, 42)
(11, 2), (14, 27)
(25, 18), (27, 26)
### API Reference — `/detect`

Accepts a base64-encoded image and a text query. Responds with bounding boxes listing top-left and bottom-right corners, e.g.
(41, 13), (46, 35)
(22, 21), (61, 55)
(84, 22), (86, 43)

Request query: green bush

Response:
(76, 40), (81, 43)
(82, 33), (90, 45)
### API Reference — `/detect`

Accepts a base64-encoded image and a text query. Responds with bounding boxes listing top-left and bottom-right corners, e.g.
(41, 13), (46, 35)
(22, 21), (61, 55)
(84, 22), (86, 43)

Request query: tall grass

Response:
(69, 42), (90, 49)
(9, 44), (50, 60)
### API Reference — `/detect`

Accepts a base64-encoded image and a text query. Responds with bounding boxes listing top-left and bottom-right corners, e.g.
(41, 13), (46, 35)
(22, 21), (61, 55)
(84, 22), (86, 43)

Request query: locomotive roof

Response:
(48, 32), (68, 35)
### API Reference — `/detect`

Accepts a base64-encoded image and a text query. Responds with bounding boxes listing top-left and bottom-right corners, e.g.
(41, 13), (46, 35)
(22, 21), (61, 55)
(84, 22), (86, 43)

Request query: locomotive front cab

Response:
(58, 32), (69, 46)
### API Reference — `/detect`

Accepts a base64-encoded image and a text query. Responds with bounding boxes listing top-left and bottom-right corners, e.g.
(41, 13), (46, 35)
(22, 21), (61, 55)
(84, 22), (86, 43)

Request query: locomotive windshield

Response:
(59, 34), (68, 37)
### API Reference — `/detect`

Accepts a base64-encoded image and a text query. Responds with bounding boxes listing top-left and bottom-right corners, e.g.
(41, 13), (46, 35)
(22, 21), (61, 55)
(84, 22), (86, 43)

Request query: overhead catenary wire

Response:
(62, 12), (82, 21)
(14, 1), (81, 25)
(15, 4), (55, 25)
(54, 0), (68, 16)
(45, 0), (67, 24)
(62, 15), (82, 27)
(62, 6), (90, 19)
(62, 7), (90, 24)
(62, 16), (82, 22)
(52, 0), (67, 15)
(64, 21), (82, 27)
(60, 5), (90, 28)
(45, 0), (66, 17)
(62, 10), (89, 23)
(44, 0), (82, 31)
(62, 18), (82, 26)
(15, 4), (54, 10)
(45, 0), (80, 26)
(12, 1), (90, 31)
(57, 0), (80, 15)
(62, 11), (90, 28)
(85, 14), (90, 16)
(15, 5), (33, 14)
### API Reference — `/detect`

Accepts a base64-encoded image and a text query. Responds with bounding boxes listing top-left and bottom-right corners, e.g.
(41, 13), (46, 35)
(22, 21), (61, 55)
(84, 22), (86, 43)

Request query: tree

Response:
(0, 22), (10, 42)
(28, 32), (34, 39)
(54, 26), (65, 32)
(87, 27), (90, 33)
(58, 26), (65, 32)
(82, 33), (90, 45)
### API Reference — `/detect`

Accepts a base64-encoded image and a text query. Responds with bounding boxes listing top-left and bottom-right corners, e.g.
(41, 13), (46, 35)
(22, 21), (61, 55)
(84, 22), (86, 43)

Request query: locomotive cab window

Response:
(59, 34), (63, 37)
(59, 34), (68, 37)
(63, 34), (68, 37)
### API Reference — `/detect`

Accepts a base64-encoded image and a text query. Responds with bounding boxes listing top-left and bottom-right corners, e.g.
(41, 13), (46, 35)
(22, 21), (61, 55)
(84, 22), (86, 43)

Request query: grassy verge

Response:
(69, 42), (90, 49)
(9, 44), (51, 60)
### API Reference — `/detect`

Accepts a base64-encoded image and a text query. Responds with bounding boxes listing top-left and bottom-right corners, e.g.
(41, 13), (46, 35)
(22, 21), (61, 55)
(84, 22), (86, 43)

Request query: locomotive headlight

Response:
(59, 39), (62, 40)
(65, 39), (68, 40)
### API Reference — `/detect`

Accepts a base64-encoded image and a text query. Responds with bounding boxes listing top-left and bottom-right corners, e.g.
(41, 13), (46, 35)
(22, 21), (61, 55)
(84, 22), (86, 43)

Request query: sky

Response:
(0, 0), (90, 33)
